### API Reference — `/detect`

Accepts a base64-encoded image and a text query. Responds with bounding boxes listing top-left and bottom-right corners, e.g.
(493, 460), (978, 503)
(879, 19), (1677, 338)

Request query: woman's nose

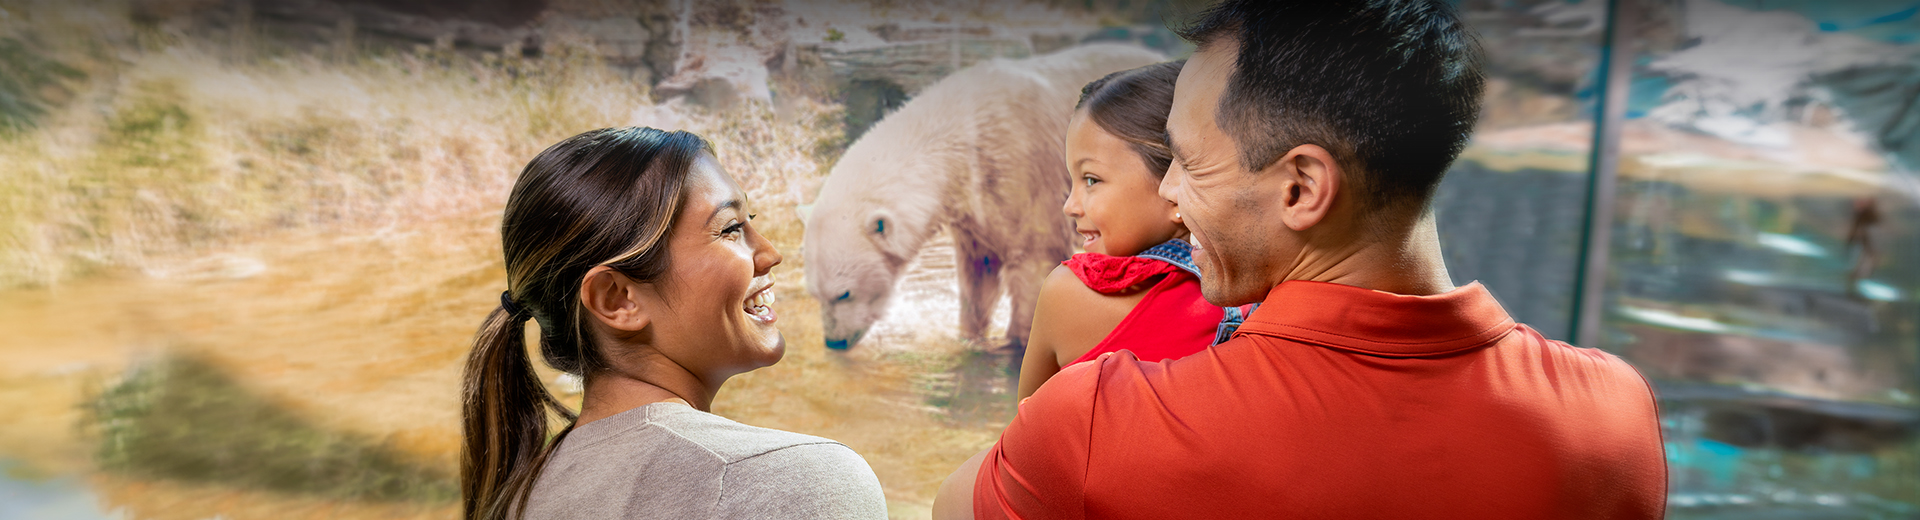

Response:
(751, 229), (782, 275)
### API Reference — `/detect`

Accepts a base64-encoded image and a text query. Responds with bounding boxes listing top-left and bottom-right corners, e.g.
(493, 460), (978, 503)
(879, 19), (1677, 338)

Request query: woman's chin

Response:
(751, 333), (787, 369)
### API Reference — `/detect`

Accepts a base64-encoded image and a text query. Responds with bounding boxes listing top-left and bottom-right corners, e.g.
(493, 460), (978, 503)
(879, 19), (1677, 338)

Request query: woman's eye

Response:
(721, 222), (745, 239)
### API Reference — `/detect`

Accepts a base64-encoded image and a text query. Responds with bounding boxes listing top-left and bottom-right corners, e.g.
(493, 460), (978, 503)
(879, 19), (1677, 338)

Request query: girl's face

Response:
(638, 155), (786, 382)
(1062, 111), (1184, 257)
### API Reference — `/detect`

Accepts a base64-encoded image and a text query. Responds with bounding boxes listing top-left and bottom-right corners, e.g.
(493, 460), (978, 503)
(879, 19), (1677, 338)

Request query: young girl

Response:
(1017, 61), (1244, 400)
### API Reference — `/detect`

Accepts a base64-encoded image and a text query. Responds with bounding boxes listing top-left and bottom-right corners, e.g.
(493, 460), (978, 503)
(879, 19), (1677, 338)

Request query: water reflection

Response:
(0, 460), (118, 520)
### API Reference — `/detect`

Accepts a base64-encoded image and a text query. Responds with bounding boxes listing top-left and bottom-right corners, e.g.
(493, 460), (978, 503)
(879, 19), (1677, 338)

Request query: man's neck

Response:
(1284, 211), (1456, 297)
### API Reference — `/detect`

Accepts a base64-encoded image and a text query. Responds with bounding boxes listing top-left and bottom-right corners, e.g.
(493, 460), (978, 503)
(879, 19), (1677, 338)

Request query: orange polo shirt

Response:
(975, 281), (1666, 519)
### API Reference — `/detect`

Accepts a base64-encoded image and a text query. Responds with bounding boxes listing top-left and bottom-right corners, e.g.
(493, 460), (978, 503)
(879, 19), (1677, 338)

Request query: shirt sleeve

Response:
(718, 442), (889, 519)
(974, 354), (1104, 520)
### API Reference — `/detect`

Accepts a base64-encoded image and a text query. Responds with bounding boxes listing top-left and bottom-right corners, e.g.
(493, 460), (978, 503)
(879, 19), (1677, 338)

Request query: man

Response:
(932, 0), (1667, 518)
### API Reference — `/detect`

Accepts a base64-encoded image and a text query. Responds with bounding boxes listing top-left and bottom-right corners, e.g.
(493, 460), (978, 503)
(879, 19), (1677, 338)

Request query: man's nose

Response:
(1158, 167), (1184, 204)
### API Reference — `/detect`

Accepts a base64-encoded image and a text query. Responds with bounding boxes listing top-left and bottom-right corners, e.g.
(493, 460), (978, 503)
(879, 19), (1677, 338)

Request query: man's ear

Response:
(580, 266), (652, 332)
(1263, 144), (1342, 232)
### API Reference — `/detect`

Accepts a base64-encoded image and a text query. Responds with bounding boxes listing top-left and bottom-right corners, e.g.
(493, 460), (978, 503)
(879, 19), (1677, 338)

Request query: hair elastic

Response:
(500, 290), (527, 318)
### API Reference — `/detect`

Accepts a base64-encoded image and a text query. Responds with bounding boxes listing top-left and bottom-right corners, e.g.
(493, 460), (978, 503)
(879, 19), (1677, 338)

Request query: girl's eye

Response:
(1083, 176), (1099, 187)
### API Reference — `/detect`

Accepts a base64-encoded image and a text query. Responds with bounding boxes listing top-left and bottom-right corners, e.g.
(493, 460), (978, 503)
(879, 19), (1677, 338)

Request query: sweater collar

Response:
(1233, 281), (1517, 357)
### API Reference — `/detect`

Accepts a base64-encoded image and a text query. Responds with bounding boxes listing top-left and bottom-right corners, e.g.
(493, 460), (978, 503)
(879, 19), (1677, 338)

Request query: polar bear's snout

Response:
(819, 304), (872, 350)
(824, 329), (867, 351)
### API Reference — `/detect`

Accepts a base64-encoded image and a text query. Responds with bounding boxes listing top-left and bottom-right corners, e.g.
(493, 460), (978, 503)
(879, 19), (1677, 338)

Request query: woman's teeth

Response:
(744, 279), (777, 321)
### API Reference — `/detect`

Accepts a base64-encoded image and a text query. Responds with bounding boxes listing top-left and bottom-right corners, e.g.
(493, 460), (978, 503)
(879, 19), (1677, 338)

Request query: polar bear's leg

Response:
(1000, 256), (1054, 352)
(953, 231), (1003, 344)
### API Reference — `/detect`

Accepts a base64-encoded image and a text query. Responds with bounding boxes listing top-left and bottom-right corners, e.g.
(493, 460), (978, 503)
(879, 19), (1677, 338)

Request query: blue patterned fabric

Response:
(1135, 239), (1201, 277)
(1130, 239), (1256, 346)
(1214, 303), (1260, 346)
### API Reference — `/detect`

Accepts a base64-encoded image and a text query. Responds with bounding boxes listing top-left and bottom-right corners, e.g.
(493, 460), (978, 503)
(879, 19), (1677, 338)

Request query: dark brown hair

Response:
(1177, 0), (1484, 216)
(1075, 60), (1185, 178)
(461, 127), (709, 520)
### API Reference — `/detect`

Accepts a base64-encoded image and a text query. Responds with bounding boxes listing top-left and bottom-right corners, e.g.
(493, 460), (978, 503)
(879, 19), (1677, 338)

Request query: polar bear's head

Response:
(803, 141), (947, 350)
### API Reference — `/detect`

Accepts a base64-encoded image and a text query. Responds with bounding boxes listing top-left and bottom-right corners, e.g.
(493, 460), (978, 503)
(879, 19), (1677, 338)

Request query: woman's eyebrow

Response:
(708, 199), (741, 223)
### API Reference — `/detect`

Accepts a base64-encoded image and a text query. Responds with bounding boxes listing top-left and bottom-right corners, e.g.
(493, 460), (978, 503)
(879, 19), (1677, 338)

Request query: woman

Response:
(461, 127), (887, 520)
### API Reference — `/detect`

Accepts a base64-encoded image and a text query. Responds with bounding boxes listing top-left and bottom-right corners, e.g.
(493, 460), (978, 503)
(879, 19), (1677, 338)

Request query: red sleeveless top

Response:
(1062, 248), (1224, 366)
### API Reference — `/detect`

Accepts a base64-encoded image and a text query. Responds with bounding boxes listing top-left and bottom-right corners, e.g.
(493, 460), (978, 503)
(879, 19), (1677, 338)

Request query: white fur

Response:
(804, 43), (1166, 349)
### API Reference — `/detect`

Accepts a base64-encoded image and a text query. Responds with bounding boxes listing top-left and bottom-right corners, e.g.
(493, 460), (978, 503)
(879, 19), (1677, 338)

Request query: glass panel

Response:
(1599, 0), (1920, 516)
(1437, 0), (1613, 341)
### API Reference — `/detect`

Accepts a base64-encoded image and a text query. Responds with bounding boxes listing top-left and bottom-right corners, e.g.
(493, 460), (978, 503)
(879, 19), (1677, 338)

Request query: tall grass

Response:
(0, 7), (848, 289)
(84, 351), (458, 501)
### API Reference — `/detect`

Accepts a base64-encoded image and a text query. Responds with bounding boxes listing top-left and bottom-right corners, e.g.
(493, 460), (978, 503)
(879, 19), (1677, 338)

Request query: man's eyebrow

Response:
(1165, 129), (1184, 160)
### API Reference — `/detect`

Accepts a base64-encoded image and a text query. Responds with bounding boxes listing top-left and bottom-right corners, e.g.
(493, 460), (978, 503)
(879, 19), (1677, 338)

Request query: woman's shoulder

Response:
(646, 403), (851, 464)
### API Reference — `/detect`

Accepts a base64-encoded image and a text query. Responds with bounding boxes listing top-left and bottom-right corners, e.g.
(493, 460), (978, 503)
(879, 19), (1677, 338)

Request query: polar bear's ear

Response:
(865, 209), (908, 263)
(866, 209), (892, 238)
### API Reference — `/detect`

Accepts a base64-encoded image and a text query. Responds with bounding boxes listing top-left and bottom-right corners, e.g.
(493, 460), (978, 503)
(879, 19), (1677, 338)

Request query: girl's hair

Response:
(461, 127), (710, 520)
(1074, 60), (1186, 178)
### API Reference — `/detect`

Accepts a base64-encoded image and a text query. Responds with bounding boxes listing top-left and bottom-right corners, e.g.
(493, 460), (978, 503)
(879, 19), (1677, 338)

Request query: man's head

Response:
(1160, 0), (1484, 306)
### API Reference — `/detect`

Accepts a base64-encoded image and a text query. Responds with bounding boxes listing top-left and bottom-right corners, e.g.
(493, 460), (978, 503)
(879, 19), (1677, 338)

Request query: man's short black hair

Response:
(1177, 0), (1484, 219)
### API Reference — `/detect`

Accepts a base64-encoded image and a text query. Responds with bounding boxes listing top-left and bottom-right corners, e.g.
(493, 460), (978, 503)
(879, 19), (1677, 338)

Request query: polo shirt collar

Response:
(1233, 281), (1517, 357)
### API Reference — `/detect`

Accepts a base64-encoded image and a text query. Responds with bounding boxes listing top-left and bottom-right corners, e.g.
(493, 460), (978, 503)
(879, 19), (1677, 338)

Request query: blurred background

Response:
(0, 0), (1914, 518)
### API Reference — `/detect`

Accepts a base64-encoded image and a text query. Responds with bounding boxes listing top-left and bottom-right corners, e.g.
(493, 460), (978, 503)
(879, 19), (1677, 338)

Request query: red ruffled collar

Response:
(1063, 253), (1183, 294)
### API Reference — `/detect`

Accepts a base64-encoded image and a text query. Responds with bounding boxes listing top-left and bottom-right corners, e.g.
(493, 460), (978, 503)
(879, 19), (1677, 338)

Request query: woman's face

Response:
(1062, 111), (1184, 257)
(639, 154), (786, 382)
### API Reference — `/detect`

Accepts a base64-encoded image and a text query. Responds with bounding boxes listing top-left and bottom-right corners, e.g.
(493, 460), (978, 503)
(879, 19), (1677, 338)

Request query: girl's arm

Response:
(1016, 265), (1141, 400)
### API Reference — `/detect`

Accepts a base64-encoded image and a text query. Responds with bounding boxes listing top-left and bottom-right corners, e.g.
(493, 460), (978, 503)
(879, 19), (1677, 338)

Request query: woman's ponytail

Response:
(460, 304), (574, 520)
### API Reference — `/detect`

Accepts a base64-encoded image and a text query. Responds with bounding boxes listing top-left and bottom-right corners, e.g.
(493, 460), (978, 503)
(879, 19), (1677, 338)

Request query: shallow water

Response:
(0, 461), (119, 520)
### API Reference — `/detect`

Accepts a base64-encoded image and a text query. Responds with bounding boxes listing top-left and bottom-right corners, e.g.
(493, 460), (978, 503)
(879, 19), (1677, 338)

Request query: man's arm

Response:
(932, 448), (991, 520)
(932, 357), (1106, 520)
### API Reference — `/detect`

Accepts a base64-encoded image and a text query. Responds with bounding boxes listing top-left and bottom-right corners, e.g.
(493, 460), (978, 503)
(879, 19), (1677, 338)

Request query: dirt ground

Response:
(0, 208), (1014, 519)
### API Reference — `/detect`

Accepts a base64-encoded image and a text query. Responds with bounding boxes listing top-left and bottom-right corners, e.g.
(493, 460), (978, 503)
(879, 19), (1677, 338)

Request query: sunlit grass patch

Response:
(83, 351), (456, 502)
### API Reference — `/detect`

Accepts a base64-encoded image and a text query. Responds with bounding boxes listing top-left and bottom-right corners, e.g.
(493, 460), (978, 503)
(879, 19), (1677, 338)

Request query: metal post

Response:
(1570, 0), (1635, 348)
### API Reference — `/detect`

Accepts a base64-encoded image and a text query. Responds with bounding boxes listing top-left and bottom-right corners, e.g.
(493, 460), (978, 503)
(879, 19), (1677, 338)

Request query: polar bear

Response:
(804, 43), (1165, 350)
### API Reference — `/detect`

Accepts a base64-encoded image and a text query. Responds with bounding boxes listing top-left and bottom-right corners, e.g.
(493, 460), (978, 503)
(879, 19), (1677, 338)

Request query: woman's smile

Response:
(744, 275), (778, 324)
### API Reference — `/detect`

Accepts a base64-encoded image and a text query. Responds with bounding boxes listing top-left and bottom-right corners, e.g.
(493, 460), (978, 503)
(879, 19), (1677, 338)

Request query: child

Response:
(1017, 61), (1246, 399)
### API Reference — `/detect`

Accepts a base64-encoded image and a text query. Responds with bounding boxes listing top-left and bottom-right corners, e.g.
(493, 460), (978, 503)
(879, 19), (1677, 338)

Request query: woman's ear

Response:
(580, 266), (652, 332)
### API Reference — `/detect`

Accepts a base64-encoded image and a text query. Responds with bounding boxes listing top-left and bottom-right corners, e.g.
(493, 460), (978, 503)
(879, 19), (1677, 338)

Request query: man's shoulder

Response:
(1514, 325), (1646, 372)
(1504, 324), (1659, 401)
(1026, 347), (1221, 414)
